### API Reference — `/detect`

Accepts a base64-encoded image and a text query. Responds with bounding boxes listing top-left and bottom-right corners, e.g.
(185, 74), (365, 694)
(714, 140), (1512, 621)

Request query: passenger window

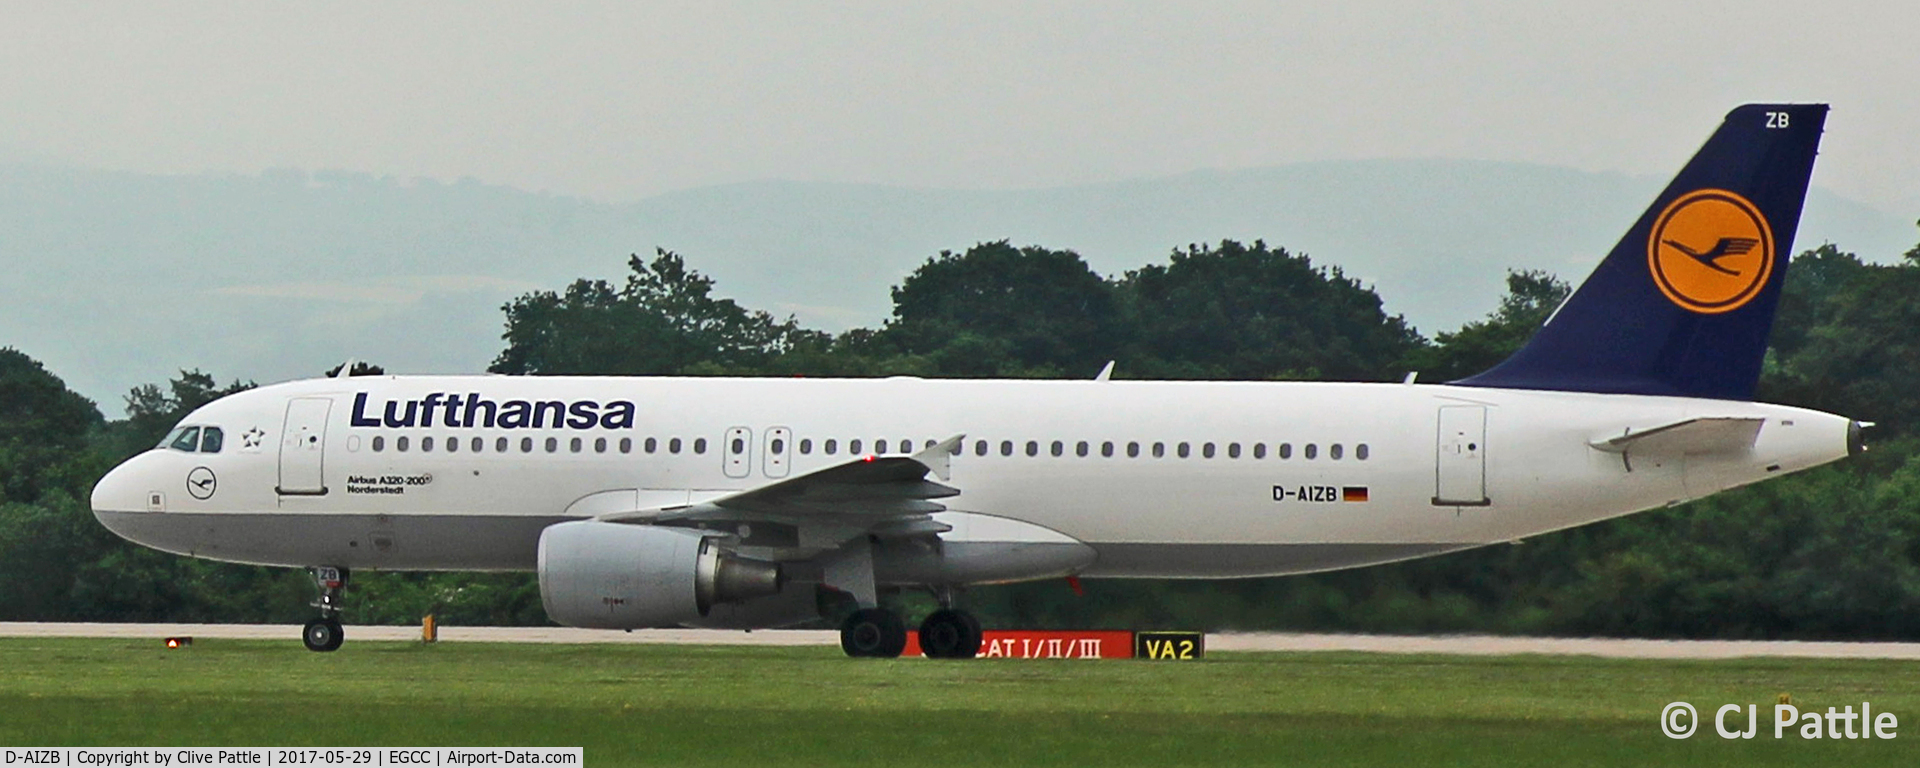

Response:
(1127, 441), (1140, 458)
(1305, 443), (1318, 460)
(423, 437), (436, 452)
(620, 437), (633, 454)
(1202, 442), (1216, 459)
(1228, 442), (1241, 459)
(877, 439), (890, 454)
(1000, 440), (1013, 457)
(824, 438), (838, 455)
(1152, 442), (1165, 458)
(372, 436), (385, 452)
(545, 437), (559, 453)
(1357, 443), (1370, 460)
(850, 439), (863, 455)
(570, 437), (582, 453)
(772, 438), (786, 454)
(471, 437), (483, 453)
(170, 427), (201, 453)
(1253, 443), (1266, 459)
(495, 437), (508, 453)
(521, 437), (534, 453)
(1177, 442), (1190, 459)
(645, 437), (658, 454)
(595, 437), (607, 453)
(799, 438), (812, 455)
(1278, 443), (1292, 459)
(199, 427), (224, 454)
(1101, 441), (1114, 457)
(669, 438), (683, 454)
(1330, 444), (1344, 460)
(1025, 441), (1039, 457)
(1075, 441), (1088, 457)
(447, 436), (459, 453)
(732, 437), (746, 454)
(1050, 441), (1064, 457)
(694, 438), (707, 454)
(974, 440), (988, 457)
(397, 436), (410, 452)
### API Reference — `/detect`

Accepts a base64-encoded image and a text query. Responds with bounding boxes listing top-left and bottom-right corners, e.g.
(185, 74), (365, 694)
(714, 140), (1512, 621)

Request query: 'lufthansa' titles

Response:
(350, 392), (636, 430)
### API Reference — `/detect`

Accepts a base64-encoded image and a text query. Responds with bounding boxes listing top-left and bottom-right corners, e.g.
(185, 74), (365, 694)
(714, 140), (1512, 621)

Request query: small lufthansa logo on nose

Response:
(186, 466), (217, 500)
(1648, 189), (1775, 314)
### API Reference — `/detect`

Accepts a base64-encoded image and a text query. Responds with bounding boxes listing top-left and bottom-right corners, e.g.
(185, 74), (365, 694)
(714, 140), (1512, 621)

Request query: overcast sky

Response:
(2, 1), (1915, 214)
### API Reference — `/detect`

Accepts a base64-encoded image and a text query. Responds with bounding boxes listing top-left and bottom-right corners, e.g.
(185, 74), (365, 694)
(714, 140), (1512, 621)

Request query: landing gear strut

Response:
(302, 566), (348, 652)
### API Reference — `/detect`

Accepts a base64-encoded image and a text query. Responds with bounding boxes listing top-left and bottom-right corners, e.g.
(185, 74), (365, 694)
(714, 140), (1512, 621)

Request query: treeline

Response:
(5, 235), (1920, 638)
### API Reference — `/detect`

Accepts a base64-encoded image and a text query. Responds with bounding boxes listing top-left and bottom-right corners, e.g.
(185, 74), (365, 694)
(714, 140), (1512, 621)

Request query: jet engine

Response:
(538, 521), (782, 629)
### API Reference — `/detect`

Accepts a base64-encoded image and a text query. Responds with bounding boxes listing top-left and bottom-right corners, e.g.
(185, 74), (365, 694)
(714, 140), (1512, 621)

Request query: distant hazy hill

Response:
(1, 161), (1907, 408)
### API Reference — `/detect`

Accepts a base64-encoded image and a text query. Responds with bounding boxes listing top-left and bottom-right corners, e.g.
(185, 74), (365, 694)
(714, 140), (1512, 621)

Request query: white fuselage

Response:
(91, 375), (1853, 582)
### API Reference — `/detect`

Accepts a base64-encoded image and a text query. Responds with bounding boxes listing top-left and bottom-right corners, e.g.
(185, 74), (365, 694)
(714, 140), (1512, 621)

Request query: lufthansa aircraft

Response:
(92, 104), (1858, 657)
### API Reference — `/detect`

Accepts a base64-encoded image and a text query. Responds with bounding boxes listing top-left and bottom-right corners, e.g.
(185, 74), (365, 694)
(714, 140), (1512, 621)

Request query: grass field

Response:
(0, 637), (1914, 766)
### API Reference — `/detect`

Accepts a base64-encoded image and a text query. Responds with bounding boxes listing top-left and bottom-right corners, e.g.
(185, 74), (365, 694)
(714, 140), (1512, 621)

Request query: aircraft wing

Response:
(596, 435), (966, 544)
(1589, 417), (1764, 456)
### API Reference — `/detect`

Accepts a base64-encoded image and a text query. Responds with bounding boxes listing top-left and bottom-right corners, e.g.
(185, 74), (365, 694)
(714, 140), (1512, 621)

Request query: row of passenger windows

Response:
(357, 435), (688, 455)
(349, 433), (1369, 461)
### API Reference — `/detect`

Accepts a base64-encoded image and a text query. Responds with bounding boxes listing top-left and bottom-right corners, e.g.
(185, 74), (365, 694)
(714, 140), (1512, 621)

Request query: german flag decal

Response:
(1342, 486), (1369, 502)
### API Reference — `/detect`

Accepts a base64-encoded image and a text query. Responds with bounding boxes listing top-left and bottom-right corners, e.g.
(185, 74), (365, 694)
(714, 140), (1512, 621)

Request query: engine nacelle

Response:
(538, 521), (782, 629)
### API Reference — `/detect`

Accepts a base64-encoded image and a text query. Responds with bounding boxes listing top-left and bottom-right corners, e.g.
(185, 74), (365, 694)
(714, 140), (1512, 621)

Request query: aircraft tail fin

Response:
(1454, 104), (1827, 400)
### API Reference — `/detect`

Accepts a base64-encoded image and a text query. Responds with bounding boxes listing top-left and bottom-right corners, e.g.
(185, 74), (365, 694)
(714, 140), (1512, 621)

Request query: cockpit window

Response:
(200, 427), (224, 454)
(168, 427), (202, 452)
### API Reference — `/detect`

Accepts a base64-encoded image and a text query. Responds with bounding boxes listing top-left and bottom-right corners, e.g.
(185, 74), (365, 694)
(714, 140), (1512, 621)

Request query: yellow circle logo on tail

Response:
(1648, 189), (1774, 314)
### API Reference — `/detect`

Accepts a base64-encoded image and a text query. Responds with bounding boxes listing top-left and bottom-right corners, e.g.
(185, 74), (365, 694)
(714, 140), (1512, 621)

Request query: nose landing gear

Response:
(302, 566), (348, 652)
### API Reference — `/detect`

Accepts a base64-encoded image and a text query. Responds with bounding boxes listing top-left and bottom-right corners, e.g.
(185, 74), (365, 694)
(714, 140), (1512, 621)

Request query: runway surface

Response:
(4, 622), (1919, 659)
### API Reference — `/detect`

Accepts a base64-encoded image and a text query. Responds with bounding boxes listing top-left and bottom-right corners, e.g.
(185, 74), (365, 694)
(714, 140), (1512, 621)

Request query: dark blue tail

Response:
(1454, 104), (1828, 401)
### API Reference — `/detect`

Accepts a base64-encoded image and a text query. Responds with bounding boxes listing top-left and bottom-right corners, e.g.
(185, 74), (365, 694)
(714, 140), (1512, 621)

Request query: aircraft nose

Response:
(91, 451), (160, 529)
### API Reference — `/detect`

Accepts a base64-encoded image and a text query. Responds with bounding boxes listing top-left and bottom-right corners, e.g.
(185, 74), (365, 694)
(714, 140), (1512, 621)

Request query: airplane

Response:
(91, 103), (1858, 657)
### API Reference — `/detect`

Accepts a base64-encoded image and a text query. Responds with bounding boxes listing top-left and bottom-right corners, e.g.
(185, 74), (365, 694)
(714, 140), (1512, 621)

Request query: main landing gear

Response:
(827, 540), (982, 659)
(838, 603), (983, 659)
(918, 608), (983, 659)
(840, 607), (907, 658)
(302, 566), (348, 652)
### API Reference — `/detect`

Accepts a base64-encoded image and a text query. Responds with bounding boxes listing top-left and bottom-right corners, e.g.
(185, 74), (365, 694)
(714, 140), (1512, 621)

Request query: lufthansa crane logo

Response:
(1647, 189), (1774, 314)
(186, 467), (217, 500)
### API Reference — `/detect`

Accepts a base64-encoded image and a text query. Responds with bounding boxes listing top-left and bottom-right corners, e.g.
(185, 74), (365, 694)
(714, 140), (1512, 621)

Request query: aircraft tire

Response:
(919, 609), (982, 659)
(303, 618), (344, 652)
(840, 608), (906, 658)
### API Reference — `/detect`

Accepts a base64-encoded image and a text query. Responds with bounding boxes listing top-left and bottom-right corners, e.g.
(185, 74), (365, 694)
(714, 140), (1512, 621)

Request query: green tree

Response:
(1765, 260), (1920, 440)
(1119, 240), (1422, 380)
(1402, 270), (1571, 382)
(491, 249), (809, 376)
(0, 348), (103, 505)
(882, 241), (1120, 377)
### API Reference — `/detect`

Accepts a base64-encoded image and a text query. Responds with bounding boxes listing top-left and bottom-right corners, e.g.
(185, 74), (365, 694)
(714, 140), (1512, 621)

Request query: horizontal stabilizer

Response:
(1589, 417), (1764, 455)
